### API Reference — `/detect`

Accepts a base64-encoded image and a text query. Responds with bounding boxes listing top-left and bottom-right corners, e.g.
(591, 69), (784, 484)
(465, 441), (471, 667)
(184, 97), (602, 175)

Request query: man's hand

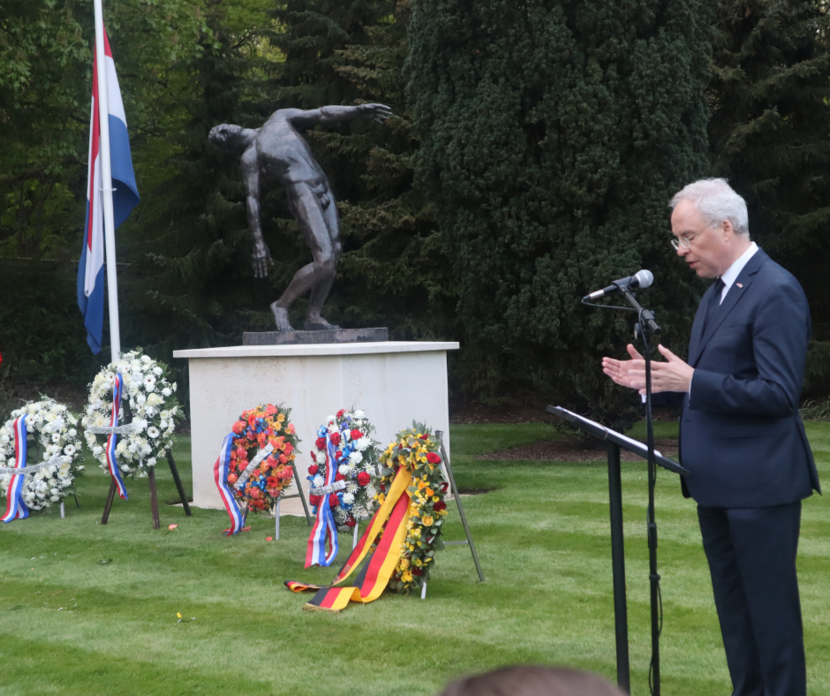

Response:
(359, 103), (393, 124)
(602, 344), (694, 394)
(602, 344), (645, 390)
(650, 345), (694, 393)
(252, 240), (274, 279)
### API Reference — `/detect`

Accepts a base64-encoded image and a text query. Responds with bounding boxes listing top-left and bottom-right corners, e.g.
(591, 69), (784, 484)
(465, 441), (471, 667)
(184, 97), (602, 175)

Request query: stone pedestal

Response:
(172, 341), (459, 515)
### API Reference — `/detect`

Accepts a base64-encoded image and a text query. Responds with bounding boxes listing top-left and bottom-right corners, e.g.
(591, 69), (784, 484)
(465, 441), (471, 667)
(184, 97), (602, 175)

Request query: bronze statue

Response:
(209, 104), (392, 331)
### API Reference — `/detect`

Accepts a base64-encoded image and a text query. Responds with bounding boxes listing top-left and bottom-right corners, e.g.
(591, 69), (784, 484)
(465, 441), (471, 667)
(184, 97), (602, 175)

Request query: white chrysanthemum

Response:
(346, 482), (358, 494)
(342, 492), (355, 505)
(162, 387), (172, 397)
(356, 437), (372, 451)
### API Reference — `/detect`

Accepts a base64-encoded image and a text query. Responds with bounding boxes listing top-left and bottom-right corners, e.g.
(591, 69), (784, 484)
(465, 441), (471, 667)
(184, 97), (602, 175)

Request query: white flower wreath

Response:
(0, 398), (84, 511)
(83, 350), (181, 477)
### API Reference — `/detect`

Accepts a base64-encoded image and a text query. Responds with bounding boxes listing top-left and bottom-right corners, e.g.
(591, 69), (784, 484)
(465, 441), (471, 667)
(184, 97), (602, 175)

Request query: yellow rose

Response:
(400, 558), (410, 569)
(418, 480), (427, 490)
(422, 515), (434, 527)
(425, 487), (434, 497)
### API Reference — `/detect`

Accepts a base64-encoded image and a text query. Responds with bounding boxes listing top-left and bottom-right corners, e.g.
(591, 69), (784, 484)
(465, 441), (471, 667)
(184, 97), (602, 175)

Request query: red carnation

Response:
(351, 429), (363, 440)
(357, 471), (371, 486)
(309, 495), (322, 506)
(412, 567), (423, 576)
(308, 464), (319, 476)
(315, 437), (326, 450)
(337, 409), (346, 418)
(433, 500), (447, 512)
(345, 518), (357, 527)
(330, 432), (341, 446)
(440, 482), (449, 493)
(419, 433), (429, 440)
(329, 493), (339, 507)
(426, 452), (441, 464)
(335, 472), (345, 482)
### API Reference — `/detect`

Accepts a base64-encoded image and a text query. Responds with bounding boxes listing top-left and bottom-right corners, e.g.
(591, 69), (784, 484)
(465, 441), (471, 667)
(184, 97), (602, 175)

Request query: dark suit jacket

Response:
(677, 248), (820, 508)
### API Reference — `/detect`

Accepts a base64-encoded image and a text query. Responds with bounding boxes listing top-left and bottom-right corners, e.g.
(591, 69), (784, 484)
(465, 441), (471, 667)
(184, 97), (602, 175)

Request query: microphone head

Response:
(632, 269), (653, 289)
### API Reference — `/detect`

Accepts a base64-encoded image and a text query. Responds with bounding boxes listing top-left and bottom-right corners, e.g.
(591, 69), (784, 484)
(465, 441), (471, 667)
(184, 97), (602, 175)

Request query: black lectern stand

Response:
(546, 405), (689, 694)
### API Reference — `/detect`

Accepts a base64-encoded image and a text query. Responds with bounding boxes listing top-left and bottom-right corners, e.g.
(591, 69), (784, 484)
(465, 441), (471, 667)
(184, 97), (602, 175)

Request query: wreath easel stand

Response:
(419, 430), (485, 599)
(271, 462), (313, 539)
(98, 441), (191, 529)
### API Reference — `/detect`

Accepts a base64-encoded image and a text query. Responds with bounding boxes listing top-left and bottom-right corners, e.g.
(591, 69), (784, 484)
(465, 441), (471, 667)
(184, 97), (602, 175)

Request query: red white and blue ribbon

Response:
(105, 372), (129, 500)
(214, 434), (246, 536)
(2, 416), (30, 524)
(305, 433), (340, 567)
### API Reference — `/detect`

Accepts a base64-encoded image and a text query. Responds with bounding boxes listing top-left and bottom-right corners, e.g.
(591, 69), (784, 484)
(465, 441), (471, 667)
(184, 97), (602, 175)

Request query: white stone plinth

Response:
(173, 341), (459, 514)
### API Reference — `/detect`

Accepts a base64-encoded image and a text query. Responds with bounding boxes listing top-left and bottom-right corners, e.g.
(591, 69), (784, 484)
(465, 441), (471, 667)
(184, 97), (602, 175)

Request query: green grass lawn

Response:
(1, 422), (828, 696)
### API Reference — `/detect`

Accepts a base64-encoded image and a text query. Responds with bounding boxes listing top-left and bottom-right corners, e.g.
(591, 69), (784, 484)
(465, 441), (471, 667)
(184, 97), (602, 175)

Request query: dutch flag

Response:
(77, 29), (139, 354)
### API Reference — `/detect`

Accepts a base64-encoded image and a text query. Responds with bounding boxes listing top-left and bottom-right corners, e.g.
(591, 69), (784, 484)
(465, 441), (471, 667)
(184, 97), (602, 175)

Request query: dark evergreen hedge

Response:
(407, 0), (715, 417)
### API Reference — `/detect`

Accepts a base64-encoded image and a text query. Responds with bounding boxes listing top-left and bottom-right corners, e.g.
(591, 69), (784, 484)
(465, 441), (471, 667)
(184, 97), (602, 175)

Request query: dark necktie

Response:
(702, 278), (725, 335)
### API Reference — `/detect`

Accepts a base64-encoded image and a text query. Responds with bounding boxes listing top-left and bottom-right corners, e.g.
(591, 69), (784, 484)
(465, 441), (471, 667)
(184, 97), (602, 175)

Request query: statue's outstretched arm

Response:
(286, 104), (392, 129)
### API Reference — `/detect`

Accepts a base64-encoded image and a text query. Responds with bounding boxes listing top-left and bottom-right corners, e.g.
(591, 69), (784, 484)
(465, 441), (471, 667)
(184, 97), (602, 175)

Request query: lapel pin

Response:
(736, 282), (743, 288)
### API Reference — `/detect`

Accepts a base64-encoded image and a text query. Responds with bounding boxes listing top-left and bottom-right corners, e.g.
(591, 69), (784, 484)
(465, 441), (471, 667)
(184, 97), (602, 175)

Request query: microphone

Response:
(583, 270), (653, 301)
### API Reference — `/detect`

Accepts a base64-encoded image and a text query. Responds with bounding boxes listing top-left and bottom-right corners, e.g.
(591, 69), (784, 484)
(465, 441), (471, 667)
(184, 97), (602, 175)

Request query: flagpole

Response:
(93, 0), (122, 364)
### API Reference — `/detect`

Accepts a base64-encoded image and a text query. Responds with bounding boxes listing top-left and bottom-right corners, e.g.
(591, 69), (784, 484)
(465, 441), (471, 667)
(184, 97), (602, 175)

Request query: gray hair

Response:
(670, 178), (750, 237)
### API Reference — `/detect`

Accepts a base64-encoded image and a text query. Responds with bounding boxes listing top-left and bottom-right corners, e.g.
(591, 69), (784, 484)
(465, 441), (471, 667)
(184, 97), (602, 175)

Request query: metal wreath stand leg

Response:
(420, 430), (485, 600)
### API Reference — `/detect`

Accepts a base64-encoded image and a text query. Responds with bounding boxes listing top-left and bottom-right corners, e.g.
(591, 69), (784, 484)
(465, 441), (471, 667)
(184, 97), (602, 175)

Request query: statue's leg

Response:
(305, 188), (342, 330)
(271, 182), (339, 331)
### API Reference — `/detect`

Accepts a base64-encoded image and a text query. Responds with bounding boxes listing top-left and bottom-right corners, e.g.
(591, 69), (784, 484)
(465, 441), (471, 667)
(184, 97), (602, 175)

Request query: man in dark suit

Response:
(602, 179), (819, 696)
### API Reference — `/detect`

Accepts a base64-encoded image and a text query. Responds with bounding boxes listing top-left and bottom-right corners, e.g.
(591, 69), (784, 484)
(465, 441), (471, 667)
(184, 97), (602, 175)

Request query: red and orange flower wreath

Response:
(213, 404), (299, 535)
(285, 422), (449, 611)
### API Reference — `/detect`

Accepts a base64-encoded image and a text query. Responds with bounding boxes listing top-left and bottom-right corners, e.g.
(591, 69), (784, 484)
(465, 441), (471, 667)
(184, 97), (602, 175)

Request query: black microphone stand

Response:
(584, 280), (664, 696)
(617, 285), (663, 696)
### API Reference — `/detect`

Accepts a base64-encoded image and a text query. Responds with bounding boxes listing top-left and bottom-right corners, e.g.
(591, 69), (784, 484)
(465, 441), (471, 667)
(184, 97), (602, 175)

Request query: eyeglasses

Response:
(671, 223), (721, 250)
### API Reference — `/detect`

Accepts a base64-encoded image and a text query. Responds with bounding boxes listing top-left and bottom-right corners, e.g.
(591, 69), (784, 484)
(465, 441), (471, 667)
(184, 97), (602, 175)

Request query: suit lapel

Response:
(689, 249), (768, 366)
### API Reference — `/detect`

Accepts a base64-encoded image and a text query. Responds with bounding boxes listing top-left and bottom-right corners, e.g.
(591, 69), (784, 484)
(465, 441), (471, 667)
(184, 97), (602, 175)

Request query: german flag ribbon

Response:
(1, 416), (30, 524)
(285, 464), (413, 612)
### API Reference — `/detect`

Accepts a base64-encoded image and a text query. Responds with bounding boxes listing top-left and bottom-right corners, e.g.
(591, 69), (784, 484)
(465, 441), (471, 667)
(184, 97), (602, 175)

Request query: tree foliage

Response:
(708, 0), (830, 394)
(406, 0), (714, 416)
